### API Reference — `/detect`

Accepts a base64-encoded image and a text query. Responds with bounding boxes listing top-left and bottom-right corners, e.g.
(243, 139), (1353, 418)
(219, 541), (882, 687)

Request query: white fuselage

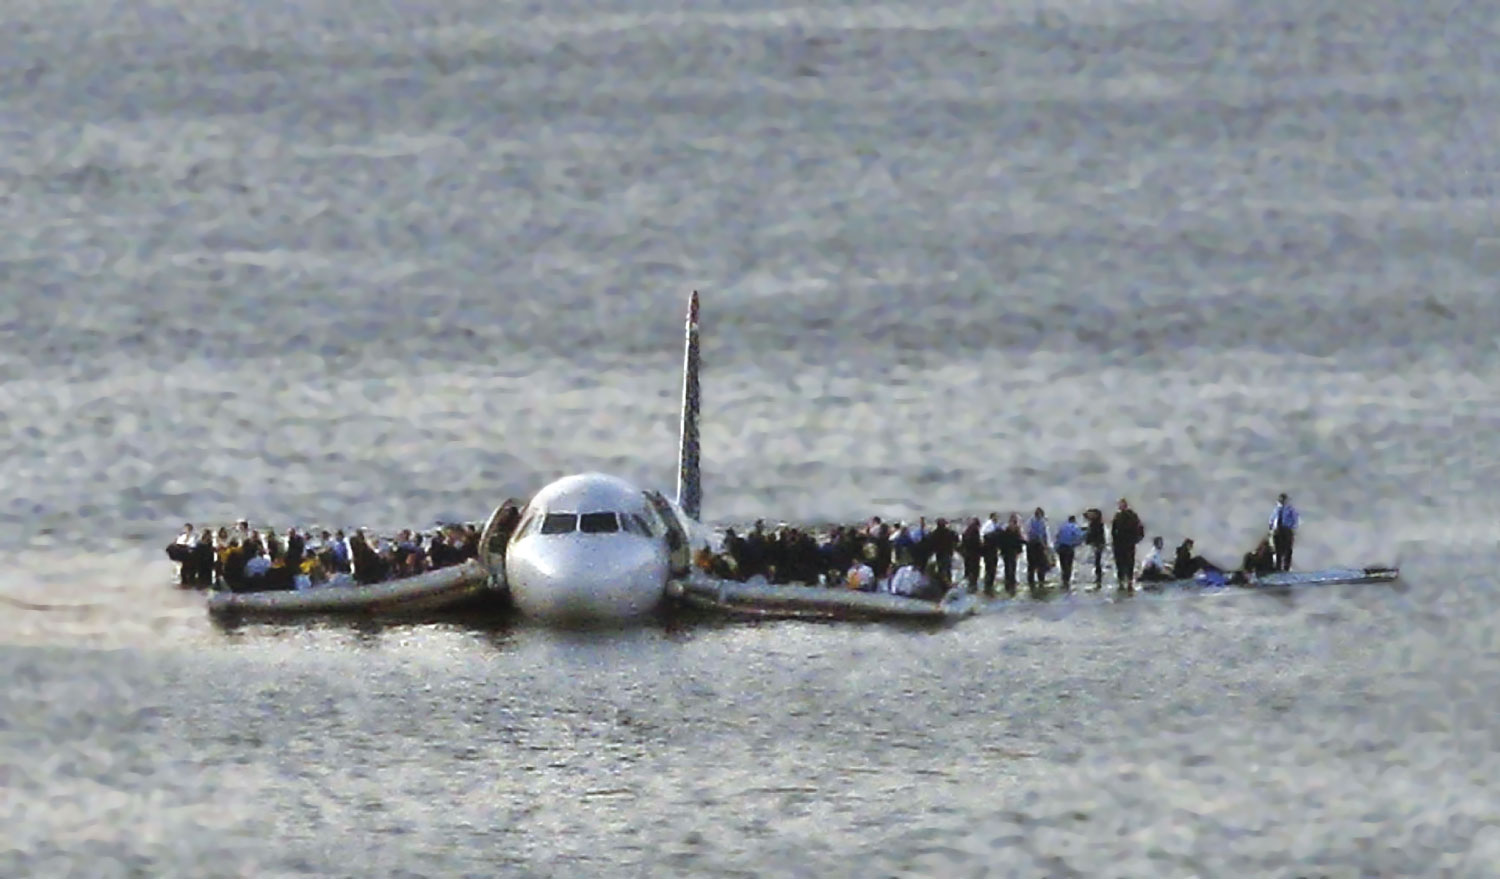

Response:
(502, 473), (702, 622)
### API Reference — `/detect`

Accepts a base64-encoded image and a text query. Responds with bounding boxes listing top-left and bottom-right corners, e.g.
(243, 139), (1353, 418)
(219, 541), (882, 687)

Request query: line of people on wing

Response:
(167, 520), (483, 592)
(702, 494), (1301, 599)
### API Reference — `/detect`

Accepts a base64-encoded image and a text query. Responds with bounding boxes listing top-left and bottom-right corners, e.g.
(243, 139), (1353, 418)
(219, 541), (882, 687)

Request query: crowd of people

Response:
(696, 494), (1302, 600)
(167, 519), (484, 592)
(168, 494), (1302, 601)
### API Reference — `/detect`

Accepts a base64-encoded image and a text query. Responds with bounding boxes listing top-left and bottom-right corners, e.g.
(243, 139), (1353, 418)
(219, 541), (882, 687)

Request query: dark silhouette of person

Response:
(959, 518), (982, 593)
(1110, 499), (1145, 591)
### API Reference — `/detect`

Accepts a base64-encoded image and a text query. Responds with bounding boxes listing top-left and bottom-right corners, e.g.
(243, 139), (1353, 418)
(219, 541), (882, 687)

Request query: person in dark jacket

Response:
(959, 518), (983, 593)
(997, 514), (1025, 596)
(190, 530), (216, 586)
(1024, 508), (1051, 590)
(1083, 508), (1107, 589)
(742, 520), (767, 580)
(1172, 538), (1222, 581)
(927, 518), (958, 589)
(1110, 498), (1145, 592)
(979, 513), (1002, 596)
(1241, 536), (1277, 578)
(911, 516), (931, 576)
(871, 522), (893, 580)
(349, 530), (389, 585)
(284, 528), (306, 570)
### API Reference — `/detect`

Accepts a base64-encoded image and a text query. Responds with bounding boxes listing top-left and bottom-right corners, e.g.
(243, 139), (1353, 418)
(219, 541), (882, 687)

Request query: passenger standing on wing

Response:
(927, 518), (958, 590)
(979, 512), (1002, 596)
(197, 527), (220, 585)
(998, 514), (1025, 595)
(331, 530), (351, 574)
(1110, 499), (1146, 592)
(1025, 508), (1050, 590)
(723, 528), (747, 579)
(1269, 493), (1299, 571)
(910, 516), (930, 575)
(891, 523), (915, 569)
(1053, 515), (1085, 590)
(744, 520), (768, 580)
(871, 521), (893, 580)
(960, 518), (983, 593)
(285, 528), (306, 570)
(1083, 508), (1107, 589)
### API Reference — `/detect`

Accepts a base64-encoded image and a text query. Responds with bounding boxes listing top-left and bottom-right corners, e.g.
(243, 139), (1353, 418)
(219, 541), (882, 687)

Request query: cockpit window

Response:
(539, 513), (577, 535)
(578, 512), (619, 534)
(623, 513), (655, 537)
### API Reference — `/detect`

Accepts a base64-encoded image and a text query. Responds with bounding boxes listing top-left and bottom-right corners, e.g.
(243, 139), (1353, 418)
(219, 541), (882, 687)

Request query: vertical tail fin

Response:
(676, 290), (702, 521)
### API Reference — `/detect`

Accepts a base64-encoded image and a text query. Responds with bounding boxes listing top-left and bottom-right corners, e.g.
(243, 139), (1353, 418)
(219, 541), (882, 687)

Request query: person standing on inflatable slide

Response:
(1110, 499), (1146, 592)
(1269, 493), (1299, 571)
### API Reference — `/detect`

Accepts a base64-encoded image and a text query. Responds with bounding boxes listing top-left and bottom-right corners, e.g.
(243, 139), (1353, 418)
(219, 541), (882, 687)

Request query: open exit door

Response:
(643, 490), (692, 577)
(476, 498), (522, 588)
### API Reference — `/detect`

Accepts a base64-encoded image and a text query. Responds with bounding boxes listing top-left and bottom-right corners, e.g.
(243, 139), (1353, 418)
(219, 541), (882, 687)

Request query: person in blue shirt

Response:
(1053, 515), (1086, 590)
(1269, 493), (1300, 571)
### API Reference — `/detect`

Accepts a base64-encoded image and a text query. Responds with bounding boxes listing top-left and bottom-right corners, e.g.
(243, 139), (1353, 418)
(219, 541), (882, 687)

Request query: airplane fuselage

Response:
(502, 473), (698, 621)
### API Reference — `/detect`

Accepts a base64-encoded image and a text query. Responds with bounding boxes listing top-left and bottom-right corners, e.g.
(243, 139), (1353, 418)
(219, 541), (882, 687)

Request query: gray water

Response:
(2, 0), (1499, 874)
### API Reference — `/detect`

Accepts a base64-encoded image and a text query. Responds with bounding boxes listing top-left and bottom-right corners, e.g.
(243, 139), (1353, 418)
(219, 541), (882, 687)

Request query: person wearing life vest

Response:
(1269, 493), (1299, 571)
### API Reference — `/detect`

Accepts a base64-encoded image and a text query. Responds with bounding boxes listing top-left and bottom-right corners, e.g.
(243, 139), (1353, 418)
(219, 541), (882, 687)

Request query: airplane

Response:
(203, 289), (1404, 625)
(487, 290), (714, 622)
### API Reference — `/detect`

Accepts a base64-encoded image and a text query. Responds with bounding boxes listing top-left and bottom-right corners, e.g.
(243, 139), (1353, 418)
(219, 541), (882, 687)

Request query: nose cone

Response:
(505, 536), (669, 622)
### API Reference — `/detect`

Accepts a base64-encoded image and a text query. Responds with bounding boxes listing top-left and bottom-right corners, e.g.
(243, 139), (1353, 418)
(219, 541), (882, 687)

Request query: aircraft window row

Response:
(521, 511), (657, 538)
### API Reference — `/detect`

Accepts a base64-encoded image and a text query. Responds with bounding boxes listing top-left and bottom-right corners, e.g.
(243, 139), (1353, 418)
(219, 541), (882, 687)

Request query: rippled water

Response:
(2, 0), (1499, 874)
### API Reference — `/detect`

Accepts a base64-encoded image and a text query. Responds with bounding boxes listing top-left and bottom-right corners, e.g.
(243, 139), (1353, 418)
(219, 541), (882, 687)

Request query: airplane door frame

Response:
(643, 490), (691, 576)
(477, 498), (522, 586)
